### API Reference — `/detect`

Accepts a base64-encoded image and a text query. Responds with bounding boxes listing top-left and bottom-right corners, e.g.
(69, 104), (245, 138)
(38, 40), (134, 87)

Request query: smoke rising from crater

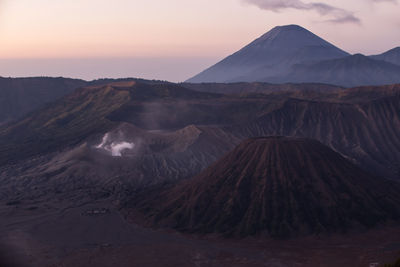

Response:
(95, 133), (135, 157)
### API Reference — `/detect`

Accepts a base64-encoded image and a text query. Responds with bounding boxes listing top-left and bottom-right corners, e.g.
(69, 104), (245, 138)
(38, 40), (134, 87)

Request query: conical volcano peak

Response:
(264, 24), (307, 34)
(186, 25), (349, 83)
(251, 24), (337, 49)
(260, 24), (309, 39)
(132, 136), (400, 238)
(274, 24), (307, 30)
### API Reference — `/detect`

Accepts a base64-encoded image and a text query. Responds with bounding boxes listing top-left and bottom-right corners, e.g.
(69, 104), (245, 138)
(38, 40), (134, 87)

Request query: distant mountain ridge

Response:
(187, 25), (400, 87)
(371, 47), (400, 66)
(0, 77), (86, 125)
(270, 54), (400, 87)
(0, 77), (167, 125)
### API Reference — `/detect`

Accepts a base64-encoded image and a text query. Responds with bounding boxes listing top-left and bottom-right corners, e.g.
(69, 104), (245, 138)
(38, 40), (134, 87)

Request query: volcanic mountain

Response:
(187, 25), (400, 87)
(186, 25), (349, 83)
(131, 137), (400, 238)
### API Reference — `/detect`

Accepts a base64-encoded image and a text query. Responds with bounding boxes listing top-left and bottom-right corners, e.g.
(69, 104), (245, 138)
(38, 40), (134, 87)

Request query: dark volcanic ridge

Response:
(130, 137), (400, 238)
(0, 77), (172, 126)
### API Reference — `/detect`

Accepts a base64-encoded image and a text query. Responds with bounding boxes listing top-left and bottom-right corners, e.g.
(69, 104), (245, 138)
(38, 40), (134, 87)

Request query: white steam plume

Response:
(95, 133), (135, 157)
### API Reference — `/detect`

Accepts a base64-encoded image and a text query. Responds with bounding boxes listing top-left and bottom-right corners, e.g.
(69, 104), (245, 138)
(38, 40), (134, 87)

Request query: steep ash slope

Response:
(228, 92), (400, 179)
(131, 137), (400, 238)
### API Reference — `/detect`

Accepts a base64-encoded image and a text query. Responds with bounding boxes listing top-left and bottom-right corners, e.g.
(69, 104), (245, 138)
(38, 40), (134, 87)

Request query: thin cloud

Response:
(242, 0), (360, 24)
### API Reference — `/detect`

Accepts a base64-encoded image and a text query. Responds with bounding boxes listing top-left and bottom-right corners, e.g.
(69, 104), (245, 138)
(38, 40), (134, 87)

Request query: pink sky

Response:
(0, 0), (399, 81)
